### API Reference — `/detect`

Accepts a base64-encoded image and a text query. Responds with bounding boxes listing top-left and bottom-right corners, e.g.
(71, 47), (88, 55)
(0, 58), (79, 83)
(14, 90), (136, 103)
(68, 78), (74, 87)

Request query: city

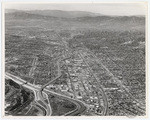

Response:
(4, 3), (146, 116)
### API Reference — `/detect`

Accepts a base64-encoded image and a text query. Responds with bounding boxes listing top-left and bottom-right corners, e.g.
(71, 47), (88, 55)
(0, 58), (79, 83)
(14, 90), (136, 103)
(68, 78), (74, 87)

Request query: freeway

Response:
(43, 88), (87, 116)
(39, 55), (87, 116)
(38, 91), (52, 115)
(5, 72), (51, 116)
(5, 72), (86, 116)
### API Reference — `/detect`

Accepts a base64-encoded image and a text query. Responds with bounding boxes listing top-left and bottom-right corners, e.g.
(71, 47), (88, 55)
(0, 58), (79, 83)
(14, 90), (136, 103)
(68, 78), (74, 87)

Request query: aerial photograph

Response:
(4, 3), (146, 116)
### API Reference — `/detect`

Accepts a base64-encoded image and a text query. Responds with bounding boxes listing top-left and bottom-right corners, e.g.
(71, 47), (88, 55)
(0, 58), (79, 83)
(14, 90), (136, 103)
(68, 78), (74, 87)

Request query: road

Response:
(5, 72), (52, 116)
(5, 72), (86, 116)
(28, 57), (38, 78)
(52, 31), (107, 115)
(78, 47), (145, 114)
(39, 55), (87, 116)
(78, 52), (108, 115)
(82, 48), (145, 107)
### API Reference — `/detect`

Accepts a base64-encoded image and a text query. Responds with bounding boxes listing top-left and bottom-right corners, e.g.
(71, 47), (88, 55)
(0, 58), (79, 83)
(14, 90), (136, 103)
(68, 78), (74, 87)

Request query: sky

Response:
(4, 3), (147, 16)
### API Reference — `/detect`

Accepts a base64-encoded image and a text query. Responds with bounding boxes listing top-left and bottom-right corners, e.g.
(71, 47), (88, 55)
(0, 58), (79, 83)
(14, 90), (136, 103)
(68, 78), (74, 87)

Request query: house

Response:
(61, 85), (68, 92)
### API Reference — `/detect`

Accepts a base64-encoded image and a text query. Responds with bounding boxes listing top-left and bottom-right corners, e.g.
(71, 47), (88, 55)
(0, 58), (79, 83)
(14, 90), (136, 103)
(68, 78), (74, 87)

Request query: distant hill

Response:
(5, 11), (57, 20)
(5, 9), (145, 32)
(5, 9), (19, 13)
(74, 16), (145, 31)
(6, 9), (102, 18)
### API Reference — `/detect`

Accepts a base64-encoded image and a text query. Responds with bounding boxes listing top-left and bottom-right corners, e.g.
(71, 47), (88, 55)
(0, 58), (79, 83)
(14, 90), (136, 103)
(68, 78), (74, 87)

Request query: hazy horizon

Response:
(4, 3), (147, 16)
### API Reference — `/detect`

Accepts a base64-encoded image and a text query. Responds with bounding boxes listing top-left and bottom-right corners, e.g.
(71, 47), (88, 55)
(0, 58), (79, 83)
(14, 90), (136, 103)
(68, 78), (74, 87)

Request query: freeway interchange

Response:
(5, 49), (88, 116)
(5, 71), (86, 116)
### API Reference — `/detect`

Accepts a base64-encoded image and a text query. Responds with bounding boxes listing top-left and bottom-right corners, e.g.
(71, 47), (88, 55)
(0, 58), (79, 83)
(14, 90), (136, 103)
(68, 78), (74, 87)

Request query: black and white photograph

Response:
(2, 1), (148, 117)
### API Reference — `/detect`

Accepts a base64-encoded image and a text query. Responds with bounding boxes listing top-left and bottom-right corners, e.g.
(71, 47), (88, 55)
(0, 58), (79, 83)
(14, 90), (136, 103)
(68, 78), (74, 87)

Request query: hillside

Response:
(5, 10), (145, 32)
(6, 9), (102, 18)
(26, 10), (102, 18)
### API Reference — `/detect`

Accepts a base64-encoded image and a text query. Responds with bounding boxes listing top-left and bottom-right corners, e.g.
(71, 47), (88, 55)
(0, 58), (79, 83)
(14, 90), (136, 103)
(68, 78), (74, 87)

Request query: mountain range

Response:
(5, 9), (102, 18)
(5, 9), (145, 32)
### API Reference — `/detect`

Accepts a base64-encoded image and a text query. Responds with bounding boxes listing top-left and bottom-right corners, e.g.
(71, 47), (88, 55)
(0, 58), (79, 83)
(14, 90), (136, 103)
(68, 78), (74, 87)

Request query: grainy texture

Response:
(4, 3), (146, 116)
